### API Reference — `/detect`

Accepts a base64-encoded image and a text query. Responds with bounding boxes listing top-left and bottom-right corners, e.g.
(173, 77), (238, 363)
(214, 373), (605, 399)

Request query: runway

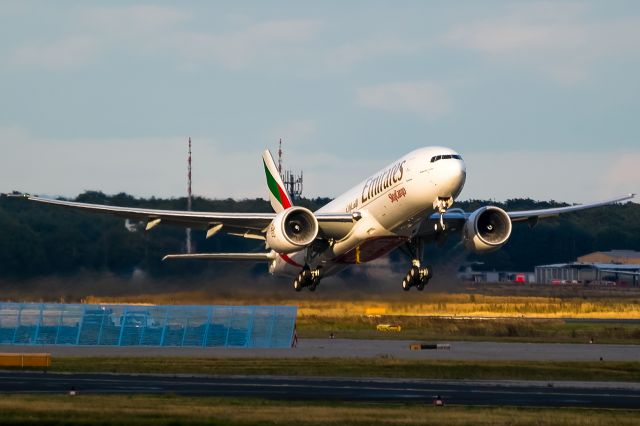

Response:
(2, 339), (639, 361)
(1, 371), (639, 409)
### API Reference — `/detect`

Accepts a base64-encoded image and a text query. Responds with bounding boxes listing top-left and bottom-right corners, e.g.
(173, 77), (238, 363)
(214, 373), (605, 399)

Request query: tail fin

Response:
(262, 149), (293, 213)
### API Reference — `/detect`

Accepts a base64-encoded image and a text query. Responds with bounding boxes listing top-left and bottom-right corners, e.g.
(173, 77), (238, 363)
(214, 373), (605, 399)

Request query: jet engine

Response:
(463, 206), (512, 253)
(266, 207), (319, 253)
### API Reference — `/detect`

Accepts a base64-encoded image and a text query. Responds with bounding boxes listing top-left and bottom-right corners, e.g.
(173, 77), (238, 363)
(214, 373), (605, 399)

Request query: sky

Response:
(1, 1), (639, 204)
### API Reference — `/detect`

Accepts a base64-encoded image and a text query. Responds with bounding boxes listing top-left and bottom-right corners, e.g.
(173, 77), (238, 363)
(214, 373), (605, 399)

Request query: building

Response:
(535, 262), (640, 286)
(457, 264), (535, 283)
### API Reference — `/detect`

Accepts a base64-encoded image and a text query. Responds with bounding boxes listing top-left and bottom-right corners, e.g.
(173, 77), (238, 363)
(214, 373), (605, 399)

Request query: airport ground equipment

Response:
(376, 324), (402, 332)
(0, 303), (296, 348)
(0, 352), (50, 367)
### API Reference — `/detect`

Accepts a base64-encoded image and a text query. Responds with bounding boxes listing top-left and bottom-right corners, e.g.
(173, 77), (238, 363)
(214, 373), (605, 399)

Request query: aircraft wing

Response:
(2, 193), (355, 239)
(505, 193), (635, 222)
(163, 252), (276, 262)
(417, 193), (635, 238)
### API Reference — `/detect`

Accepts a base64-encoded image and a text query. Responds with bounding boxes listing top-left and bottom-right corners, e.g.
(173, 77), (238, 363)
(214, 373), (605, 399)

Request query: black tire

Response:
(293, 278), (302, 292)
(402, 278), (410, 291)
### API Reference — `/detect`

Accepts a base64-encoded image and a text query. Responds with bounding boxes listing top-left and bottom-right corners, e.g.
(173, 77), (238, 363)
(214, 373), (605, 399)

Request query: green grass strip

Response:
(1, 394), (639, 426)
(33, 357), (640, 382)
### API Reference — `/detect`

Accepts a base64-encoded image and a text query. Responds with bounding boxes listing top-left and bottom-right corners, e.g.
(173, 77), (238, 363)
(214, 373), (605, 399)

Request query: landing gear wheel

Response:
(425, 265), (433, 280)
(292, 265), (322, 292)
(416, 266), (431, 290)
(400, 237), (431, 292)
(406, 264), (432, 290)
(402, 278), (410, 291)
(301, 267), (311, 281)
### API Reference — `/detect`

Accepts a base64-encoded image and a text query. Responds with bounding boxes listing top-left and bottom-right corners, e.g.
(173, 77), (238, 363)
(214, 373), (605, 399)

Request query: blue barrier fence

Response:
(0, 303), (297, 348)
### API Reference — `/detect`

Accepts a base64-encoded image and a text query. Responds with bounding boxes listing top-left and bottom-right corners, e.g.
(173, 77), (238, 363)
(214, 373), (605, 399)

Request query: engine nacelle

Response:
(463, 206), (512, 253)
(266, 207), (319, 253)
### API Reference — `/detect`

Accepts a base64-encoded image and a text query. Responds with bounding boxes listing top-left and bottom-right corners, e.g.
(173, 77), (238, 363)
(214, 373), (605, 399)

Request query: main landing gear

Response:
(401, 261), (432, 291)
(401, 238), (432, 291)
(293, 266), (322, 292)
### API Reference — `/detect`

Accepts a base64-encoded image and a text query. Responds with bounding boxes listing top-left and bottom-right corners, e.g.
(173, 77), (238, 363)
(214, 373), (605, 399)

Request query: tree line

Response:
(0, 191), (638, 279)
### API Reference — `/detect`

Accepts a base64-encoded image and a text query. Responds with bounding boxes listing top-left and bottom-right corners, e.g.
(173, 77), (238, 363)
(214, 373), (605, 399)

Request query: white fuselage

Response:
(269, 147), (467, 277)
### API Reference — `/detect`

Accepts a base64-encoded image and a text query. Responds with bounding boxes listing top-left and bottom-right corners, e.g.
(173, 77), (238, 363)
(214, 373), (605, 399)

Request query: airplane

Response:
(2, 147), (634, 292)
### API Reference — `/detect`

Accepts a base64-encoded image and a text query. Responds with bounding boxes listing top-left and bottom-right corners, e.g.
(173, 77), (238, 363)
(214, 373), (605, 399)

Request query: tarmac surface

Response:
(2, 339), (639, 361)
(1, 371), (639, 409)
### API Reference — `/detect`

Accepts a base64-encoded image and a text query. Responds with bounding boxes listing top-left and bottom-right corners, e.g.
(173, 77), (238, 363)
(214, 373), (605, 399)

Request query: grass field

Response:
(296, 316), (640, 344)
(84, 289), (640, 319)
(30, 358), (640, 382)
(0, 394), (638, 426)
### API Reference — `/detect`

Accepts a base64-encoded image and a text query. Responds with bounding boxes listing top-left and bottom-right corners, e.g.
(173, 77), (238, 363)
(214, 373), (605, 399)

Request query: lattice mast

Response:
(278, 138), (283, 173)
(186, 137), (193, 254)
(278, 139), (303, 201)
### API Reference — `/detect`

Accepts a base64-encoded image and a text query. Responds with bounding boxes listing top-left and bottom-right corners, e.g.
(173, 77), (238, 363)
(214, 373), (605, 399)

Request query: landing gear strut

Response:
(434, 197), (452, 232)
(401, 238), (432, 291)
(293, 266), (321, 292)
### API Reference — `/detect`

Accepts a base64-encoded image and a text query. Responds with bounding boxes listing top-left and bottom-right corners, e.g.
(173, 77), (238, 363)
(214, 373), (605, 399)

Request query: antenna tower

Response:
(278, 138), (283, 174)
(278, 139), (303, 201)
(186, 137), (193, 254)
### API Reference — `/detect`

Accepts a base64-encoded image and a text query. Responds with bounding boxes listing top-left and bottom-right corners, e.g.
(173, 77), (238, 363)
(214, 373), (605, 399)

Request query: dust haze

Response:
(0, 256), (468, 304)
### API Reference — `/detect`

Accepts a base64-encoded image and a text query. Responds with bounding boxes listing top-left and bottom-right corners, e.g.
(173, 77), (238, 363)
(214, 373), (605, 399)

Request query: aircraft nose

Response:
(437, 158), (466, 198)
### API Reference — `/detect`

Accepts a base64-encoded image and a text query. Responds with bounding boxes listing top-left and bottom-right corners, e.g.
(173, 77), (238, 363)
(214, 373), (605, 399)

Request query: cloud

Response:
(175, 19), (322, 69)
(10, 36), (100, 69)
(462, 149), (640, 203)
(0, 126), (208, 198)
(267, 120), (317, 147)
(326, 38), (424, 71)
(6, 4), (190, 70)
(81, 5), (191, 34)
(603, 152), (640, 196)
(356, 81), (451, 119)
(444, 3), (640, 83)
(7, 3), (322, 72)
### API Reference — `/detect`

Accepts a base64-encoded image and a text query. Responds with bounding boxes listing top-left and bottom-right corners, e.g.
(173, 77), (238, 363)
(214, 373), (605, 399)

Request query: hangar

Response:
(0, 303), (296, 348)
(535, 262), (640, 286)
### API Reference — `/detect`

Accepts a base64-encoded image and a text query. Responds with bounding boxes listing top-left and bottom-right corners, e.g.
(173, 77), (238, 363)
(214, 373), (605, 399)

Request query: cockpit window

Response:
(431, 154), (462, 163)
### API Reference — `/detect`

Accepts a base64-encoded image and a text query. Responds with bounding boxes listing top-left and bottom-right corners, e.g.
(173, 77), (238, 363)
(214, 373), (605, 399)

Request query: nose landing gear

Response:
(433, 197), (453, 231)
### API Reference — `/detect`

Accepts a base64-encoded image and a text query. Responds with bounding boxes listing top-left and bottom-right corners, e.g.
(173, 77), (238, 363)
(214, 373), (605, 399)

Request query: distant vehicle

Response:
(376, 324), (402, 332)
(4, 148), (634, 292)
(550, 279), (581, 285)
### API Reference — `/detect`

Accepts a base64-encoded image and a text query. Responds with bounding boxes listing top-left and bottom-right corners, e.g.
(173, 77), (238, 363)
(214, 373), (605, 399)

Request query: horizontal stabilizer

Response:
(162, 252), (276, 262)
